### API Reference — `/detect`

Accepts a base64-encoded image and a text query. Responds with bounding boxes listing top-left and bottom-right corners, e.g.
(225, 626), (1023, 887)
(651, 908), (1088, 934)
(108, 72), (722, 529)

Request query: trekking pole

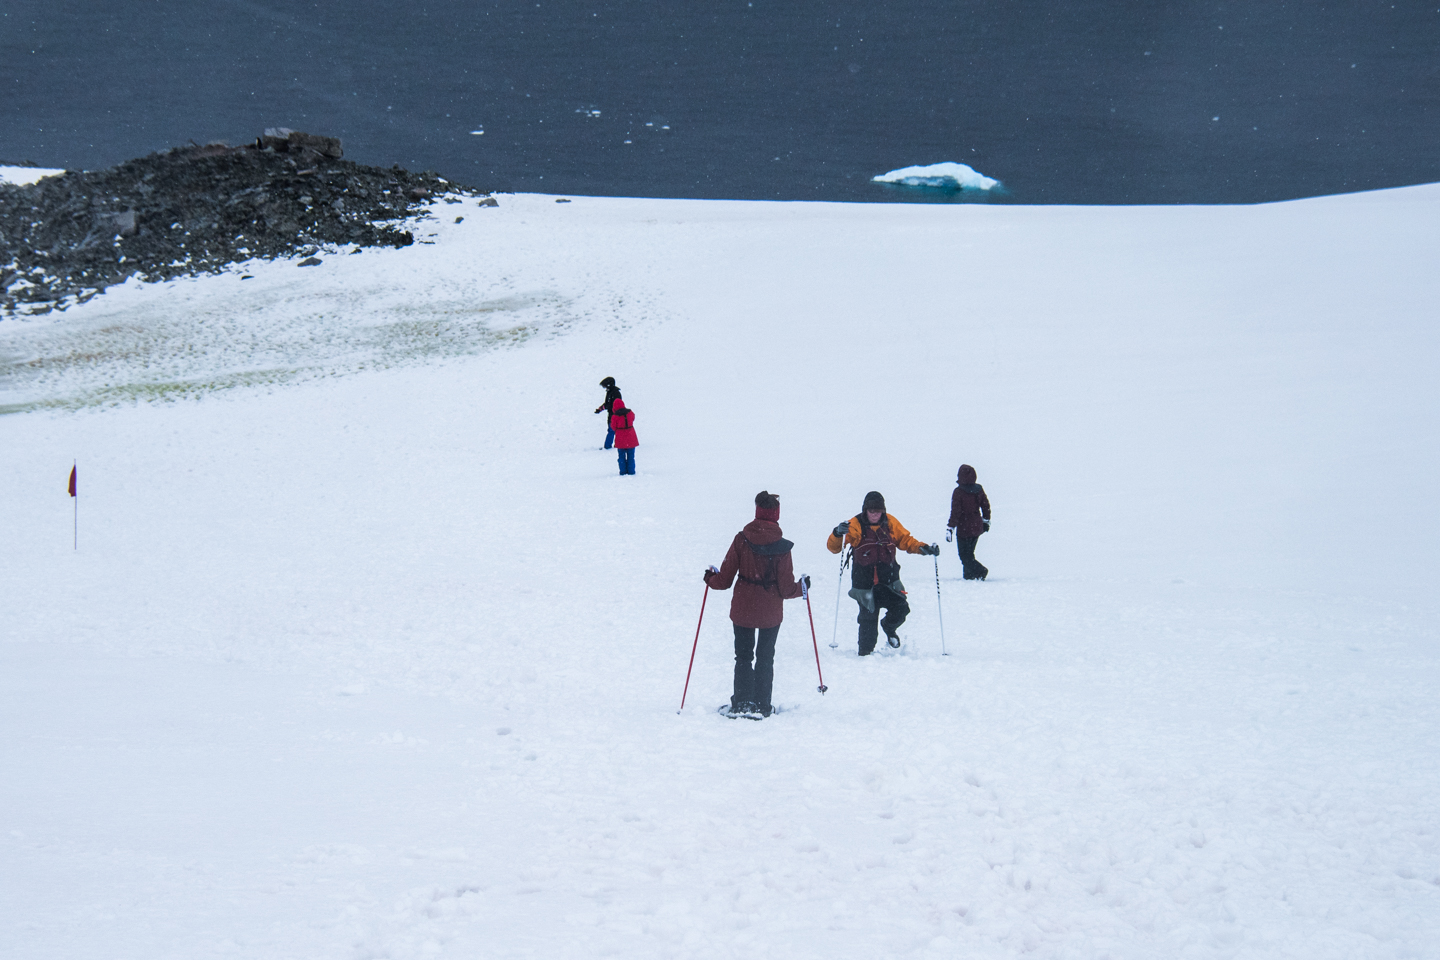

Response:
(933, 554), (948, 656)
(801, 577), (828, 693)
(829, 546), (849, 649)
(800, 578), (835, 690)
(678, 578), (713, 713)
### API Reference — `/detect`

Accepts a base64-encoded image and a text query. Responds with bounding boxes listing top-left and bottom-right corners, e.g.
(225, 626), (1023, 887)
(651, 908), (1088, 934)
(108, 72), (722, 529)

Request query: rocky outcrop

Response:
(1, 132), (489, 315)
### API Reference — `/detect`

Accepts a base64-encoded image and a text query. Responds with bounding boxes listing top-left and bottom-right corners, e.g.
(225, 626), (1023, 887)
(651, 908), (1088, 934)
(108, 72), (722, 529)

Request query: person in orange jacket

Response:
(826, 491), (939, 655)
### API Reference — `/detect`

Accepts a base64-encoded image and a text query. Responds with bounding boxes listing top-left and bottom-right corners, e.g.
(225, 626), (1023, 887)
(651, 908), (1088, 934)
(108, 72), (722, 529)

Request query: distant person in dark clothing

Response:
(946, 464), (992, 580)
(704, 491), (806, 717)
(595, 377), (622, 449)
(827, 491), (938, 655)
(610, 397), (638, 475)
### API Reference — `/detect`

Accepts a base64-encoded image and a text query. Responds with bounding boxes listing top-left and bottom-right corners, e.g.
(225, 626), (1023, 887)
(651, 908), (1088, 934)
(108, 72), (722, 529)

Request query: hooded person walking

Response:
(827, 491), (938, 655)
(703, 491), (807, 717)
(946, 464), (992, 580)
(610, 397), (638, 475)
(595, 377), (623, 449)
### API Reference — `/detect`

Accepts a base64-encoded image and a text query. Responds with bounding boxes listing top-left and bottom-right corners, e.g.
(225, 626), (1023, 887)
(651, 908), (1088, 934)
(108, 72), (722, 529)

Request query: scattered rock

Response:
(1, 131), (495, 315)
(297, 257), (323, 267)
(477, 197), (499, 208)
(259, 128), (345, 164)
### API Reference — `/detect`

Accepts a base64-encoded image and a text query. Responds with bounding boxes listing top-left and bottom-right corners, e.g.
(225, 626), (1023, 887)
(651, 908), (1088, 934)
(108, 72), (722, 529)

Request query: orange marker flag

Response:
(69, 462), (77, 549)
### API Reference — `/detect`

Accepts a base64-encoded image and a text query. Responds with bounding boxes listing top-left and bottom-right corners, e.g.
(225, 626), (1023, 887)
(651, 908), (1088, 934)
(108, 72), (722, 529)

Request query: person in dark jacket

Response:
(946, 464), (992, 580)
(826, 491), (939, 655)
(610, 397), (638, 475)
(703, 491), (807, 717)
(595, 377), (623, 449)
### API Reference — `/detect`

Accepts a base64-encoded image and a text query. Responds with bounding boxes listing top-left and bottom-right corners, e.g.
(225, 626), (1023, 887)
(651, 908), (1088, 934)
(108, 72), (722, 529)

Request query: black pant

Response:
(956, 536), (988, 580)
(733, 625), (780, 710)
(856, 584), (910, 655)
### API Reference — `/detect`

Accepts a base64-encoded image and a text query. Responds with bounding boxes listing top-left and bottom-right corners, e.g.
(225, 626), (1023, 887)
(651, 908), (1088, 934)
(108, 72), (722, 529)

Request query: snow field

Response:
(1, 165), (66, 186)
(3, 186), (1440, 958)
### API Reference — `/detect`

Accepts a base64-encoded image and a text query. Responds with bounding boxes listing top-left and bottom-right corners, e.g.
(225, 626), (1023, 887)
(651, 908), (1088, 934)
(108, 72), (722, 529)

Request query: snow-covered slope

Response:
(3, 185), (1439, 959)
(0, 165), (65, 186)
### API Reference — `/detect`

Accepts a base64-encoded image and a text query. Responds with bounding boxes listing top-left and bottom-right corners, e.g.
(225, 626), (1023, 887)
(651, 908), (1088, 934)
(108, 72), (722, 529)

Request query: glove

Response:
(832, 522), (849, 538)
(801, 575), (811, 588)
(923, 543), (940, 556)
(945, 528), (953, 542)
(703, 564), (719, 581)
(982, 520), (991, 533)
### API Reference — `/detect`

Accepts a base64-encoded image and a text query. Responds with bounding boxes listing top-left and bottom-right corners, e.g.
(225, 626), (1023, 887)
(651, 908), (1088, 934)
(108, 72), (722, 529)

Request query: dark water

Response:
(4, 0), (1437, 204)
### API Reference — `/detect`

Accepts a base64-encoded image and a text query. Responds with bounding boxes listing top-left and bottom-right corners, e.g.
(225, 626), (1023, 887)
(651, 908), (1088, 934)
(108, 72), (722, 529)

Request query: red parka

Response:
(947, 464), (991, 538)
(703, 519), (802, 628)
(609, 399), (638, 449)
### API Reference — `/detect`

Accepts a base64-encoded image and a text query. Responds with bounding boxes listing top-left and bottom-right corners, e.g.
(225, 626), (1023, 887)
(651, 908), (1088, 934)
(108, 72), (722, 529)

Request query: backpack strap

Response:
(746, 537), (793, 557)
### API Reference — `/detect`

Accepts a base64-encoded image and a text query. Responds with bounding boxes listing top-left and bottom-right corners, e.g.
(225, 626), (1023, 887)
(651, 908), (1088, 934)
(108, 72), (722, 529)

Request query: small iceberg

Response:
(872, 162), (1000, 192)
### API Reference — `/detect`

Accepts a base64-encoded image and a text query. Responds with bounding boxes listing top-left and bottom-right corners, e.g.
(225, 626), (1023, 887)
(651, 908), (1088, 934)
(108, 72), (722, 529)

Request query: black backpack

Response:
(739, 537), (793, 591)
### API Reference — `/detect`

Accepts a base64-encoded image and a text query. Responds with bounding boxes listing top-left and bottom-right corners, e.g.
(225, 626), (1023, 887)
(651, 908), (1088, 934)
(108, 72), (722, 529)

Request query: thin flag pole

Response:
(68, 461), (77, 550)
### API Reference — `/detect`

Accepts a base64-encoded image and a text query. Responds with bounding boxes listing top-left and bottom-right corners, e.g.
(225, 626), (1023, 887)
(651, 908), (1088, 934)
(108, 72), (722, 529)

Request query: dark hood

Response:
(957, 464), (977, 485)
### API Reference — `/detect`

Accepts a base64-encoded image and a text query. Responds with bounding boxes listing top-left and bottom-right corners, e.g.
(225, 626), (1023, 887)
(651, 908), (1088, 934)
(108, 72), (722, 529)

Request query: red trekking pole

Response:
(802, 577), (828, 694)
(678, 576), (714, 713)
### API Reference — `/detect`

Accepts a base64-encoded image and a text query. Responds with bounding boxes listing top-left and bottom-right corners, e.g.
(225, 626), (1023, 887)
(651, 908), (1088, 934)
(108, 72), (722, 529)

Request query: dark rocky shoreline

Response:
(1, 132), (490, 316)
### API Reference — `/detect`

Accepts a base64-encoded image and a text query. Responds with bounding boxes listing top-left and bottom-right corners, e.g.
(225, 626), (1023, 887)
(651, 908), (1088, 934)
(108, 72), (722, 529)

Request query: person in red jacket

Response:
(827, 491), (939, 655)
(610, 397), (638, 475)
(946, 464), (992, 580)
(703, 491), (807, 718)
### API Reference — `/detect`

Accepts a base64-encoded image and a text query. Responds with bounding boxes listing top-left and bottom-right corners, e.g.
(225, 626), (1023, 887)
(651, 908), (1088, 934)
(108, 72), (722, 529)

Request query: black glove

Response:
(982, 520), (991, 533)
(923, 543), (940, 556)
(945, 528), (953, 542)
(832, 522), (849, 538)
(801, 575), (811, 588)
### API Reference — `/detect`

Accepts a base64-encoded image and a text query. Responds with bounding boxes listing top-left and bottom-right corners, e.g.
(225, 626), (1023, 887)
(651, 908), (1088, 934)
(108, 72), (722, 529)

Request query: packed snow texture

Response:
(0, 165), (65, 186)
(3, 184), (1440, 959)
(872, 162), (1000, 190)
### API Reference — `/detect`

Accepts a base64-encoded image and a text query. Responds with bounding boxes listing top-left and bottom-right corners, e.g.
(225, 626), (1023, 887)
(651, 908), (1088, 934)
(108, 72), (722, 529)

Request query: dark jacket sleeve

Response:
(978, 486), (991, 521)
(704, 536), (741, 590)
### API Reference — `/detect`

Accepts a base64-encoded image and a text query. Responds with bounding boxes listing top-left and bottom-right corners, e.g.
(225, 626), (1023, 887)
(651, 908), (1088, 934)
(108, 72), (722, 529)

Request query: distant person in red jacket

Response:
(703, 491), (807, 718)
(610, 397), (638, 475)
(946, 464), (992, 580)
